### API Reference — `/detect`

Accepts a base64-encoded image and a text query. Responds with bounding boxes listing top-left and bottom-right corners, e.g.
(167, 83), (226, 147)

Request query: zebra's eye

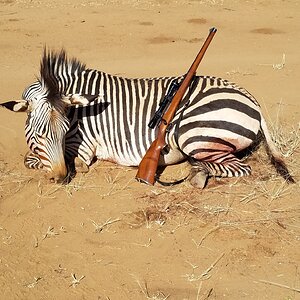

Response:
(36, 132), (46, 139)
(36, 127), (47, 139)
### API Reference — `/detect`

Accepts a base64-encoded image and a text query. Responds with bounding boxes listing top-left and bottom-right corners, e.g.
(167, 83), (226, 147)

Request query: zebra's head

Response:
(0, 49), (94, 183)
(24, 80), (71, 182)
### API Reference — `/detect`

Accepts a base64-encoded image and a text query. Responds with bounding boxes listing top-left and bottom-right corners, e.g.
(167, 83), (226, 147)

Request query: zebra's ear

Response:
(61, 94), (99, 106)
(0, 100), (29, 112)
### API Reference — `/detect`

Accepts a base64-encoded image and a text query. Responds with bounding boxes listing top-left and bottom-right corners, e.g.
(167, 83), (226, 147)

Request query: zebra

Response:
(0, 49), (295, 187)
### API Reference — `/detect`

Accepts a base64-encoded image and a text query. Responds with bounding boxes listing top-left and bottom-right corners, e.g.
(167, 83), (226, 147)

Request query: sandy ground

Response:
(0, 0), (299, 299)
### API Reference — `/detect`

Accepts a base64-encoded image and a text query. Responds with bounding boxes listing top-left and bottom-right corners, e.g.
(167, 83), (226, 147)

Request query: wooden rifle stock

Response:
(136, 27), (217, 185)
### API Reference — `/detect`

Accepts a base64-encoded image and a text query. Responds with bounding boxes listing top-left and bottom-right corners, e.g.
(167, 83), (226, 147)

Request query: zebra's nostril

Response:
(47, 169), (67, 184)
(49, 177), (56, 183)
(49, 175), (66, 184)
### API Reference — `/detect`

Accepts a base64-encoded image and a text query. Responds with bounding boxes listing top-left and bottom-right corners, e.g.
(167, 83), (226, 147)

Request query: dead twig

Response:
(200, 252), (225, 280)
(192, 225), (221, 248)
(70, 273), (85, 288)
(183, 252), (225, 282)
(258, 53), (286, 70)
(90, 218), (120, 233)
(196, 281), (203, 300)
(132, 238), (152, 248)
(258, 279), (300, 293)
(32, 235), (38, 248)
(132, 275), (170, 300)
(42, 226), (59, 240)
(25, 277), (42, 288)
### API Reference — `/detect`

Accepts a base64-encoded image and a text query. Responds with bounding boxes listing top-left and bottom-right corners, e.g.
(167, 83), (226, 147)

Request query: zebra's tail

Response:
(260, 116), (295, 183)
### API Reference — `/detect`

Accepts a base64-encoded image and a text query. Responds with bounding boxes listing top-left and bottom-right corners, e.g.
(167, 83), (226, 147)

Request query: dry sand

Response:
(0, 0), (299, 299)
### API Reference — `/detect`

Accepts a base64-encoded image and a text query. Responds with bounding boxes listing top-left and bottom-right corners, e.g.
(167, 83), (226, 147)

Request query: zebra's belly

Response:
(94, 135), (185, 167)
(95, 143), (140, 166)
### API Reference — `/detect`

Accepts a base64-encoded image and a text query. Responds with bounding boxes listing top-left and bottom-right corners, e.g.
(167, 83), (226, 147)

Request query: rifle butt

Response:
(135, 142), (163, 185)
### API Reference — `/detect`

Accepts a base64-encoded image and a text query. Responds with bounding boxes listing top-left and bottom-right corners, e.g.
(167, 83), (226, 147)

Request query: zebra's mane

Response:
(40, 48), (86, 97)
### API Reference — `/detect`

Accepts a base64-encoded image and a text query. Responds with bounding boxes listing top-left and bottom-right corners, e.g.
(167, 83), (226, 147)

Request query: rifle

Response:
(148, 79), (180, 129)
(136, 27), (217, 185)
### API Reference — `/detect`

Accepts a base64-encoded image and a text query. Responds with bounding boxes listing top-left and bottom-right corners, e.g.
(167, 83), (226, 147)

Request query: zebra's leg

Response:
(74, 157), (89, 173)
(24, 151), (43, 170)
(188, 153), (252, 188)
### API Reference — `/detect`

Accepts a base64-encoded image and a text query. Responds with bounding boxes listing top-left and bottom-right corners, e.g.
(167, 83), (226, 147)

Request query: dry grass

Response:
(183, 252), (225, 282)
(0, 160), (34, 196)
(69, 273), (85, 288)
(135, 179), (299, 231)
(132, 275), (170, 300)
(198, 0), (224, 5)
(257, 280), (300, 294)
(90, 218), (121, 233)
(259, 53), (286, 70)
(266, 101), (300, 160)
(271, 122), (300, 160)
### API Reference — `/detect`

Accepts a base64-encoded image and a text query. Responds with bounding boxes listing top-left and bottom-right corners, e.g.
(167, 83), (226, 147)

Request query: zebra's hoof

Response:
(74, 157), (89, 173)
(188, 168), (208, 189)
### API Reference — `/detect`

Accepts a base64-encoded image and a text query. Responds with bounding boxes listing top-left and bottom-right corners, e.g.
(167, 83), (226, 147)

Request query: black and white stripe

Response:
(22, 49), (294, 183)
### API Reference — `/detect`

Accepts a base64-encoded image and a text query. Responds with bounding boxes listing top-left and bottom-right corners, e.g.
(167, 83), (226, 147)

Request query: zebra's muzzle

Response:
(48, 162), (68, 184)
